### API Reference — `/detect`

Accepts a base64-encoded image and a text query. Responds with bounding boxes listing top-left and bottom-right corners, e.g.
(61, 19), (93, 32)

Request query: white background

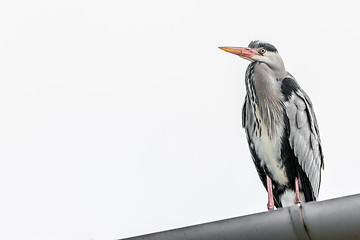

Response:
(1, 1), (359, 239)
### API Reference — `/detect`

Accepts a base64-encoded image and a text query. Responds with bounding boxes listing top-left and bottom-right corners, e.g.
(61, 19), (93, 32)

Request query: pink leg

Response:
(294, 177), (301, 204)
(267, 176), (274, 210)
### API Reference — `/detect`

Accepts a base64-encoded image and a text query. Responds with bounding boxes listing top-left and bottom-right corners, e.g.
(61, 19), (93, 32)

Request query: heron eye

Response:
(260, 48), (266, 55)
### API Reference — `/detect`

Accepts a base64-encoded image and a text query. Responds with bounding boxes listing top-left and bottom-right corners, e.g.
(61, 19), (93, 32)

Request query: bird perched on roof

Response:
(219, 40), (324, 210)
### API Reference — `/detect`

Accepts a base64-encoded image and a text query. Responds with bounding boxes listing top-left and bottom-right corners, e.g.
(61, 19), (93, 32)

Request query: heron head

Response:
(219, 40), (285, 74)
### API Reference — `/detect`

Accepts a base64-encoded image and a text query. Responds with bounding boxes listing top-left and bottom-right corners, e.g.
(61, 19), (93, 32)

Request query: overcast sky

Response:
(1, 1), (359, 239)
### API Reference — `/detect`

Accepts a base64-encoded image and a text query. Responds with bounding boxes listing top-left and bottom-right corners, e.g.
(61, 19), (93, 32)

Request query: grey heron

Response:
(219, 40), (324, 210)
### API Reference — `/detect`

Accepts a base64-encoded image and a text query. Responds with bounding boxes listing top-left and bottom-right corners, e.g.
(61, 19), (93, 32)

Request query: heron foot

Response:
(267, 176), (275, 210)
(294, 177), (301, 205)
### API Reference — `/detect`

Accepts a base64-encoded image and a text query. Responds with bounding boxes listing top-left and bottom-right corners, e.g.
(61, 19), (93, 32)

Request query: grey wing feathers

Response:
(285, 89), (324, 199)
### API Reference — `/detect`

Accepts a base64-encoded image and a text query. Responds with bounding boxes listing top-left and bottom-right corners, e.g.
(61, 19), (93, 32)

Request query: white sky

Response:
(1, 1), (359, 239)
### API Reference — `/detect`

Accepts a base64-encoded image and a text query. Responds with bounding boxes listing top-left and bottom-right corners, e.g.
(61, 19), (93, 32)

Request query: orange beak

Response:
(219, 46), (258, 59)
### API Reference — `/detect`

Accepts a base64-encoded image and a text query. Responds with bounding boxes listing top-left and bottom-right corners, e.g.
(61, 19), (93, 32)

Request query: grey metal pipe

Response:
(120, 194), (360, 240)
